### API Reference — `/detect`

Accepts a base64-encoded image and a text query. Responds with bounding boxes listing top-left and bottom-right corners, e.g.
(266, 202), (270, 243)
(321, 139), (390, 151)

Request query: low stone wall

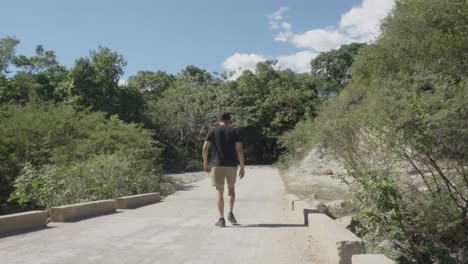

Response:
(308, 213), (365, 264)
(352, 254), (395, 264)
(0, 211), (48, 235)
(116, 192), (161, 209)
(51, 200), (116, 222)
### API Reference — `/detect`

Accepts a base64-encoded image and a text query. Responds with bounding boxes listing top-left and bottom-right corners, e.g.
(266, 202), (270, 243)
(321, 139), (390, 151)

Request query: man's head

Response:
(218, 112), (232, 124)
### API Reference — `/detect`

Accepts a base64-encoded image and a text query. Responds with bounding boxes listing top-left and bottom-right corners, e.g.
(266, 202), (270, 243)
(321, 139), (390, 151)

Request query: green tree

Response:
(0, 37), (19, 75)
(127, 70), (175, 100)
(310, 42), (365, 96)
(284, 0), (468, 262)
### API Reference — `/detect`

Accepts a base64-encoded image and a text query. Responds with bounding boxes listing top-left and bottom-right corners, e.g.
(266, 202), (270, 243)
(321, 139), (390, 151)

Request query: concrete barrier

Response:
(50, 200), (116, 222)
(0, 211), (48, 235)
(308, 213), (365, 264)
(294, 199), (329, 225)
(352, 254), (395, 264)
(116, 192), (161, 209)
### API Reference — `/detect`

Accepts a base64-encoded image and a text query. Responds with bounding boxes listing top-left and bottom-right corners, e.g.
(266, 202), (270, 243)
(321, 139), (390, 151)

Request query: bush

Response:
(0, 101), (169, 213)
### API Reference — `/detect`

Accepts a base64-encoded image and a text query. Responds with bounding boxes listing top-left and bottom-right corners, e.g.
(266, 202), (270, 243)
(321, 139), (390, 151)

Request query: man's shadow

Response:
(230, 223), (305, 228)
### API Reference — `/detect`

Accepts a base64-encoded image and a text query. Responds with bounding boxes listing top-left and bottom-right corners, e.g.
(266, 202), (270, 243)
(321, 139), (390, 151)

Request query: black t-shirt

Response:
(205, 125), (241, 167)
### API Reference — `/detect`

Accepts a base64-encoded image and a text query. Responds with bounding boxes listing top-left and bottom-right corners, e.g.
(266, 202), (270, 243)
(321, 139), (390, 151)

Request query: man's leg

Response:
(216, 184), (224, 218)
(228, 184), (235, 213)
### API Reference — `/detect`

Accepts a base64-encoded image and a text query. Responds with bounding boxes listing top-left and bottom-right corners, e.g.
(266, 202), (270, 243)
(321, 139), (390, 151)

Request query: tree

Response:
(0, 37), (19, 75)
(127, 70), (175, 100)
(310, 42), (365, 96)
(67, 47), (145, 122)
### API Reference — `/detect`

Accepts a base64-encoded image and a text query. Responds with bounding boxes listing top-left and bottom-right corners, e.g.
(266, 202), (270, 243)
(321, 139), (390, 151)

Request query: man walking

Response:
(202, 112), (245, 227)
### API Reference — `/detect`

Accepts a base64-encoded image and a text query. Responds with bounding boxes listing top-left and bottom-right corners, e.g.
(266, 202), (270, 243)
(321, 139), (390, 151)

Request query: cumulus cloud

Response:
(223, 52), (267, 79)
(271, 0), (395, 51)
(268, 7), (289, 30)
(222, 50), (317, 79)
(291, 28), (353, 52)
(340, 0), (395, 41)
(276, 51), (318, 73)
(222, 1), (395, 79)
(269, 7), (293, 42)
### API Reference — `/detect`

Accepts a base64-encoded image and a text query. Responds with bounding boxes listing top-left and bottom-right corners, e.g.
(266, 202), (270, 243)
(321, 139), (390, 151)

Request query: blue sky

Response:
(1, 0), (394, 79)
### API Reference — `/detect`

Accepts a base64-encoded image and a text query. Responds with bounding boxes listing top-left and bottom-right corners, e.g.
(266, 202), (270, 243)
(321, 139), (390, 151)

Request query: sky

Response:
(1, 0), (395, 80)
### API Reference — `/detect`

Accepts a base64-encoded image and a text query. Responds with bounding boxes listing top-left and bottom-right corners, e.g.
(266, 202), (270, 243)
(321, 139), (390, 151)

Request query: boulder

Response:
(326, 200), (358, 218)
(378, 239), (398, 251)
(323, 168), (334, 175)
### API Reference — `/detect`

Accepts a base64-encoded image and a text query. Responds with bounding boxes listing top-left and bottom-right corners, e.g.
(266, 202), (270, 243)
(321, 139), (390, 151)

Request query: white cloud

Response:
(118, 79), (128, 86)
(268, 7), (289, 29)
(270, 0), (395, 52)
(291, 28), (353, 52)
(269, 7), (293, 42)
(221, 1), (395, 79)
(276, 51), (318, 73)
(222, 51), (317, 79)
(340, 0), (395, 41)
(223, 52), (267, 79)
(274, 31), (293, 42)
(281, 22), (292, 31)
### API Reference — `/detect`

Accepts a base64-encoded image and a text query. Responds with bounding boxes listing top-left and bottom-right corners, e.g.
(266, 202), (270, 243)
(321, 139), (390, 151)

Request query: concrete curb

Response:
(352, 254), (395, 264)
(116, 192), (161, 209)
(0, 211), (47, 235)
(308, 213), (365, 264)
(50, 200), (116, 222)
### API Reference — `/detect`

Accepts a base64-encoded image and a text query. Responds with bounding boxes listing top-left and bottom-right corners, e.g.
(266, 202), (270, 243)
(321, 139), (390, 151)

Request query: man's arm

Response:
(202, 141), (211, 172)
(235, 142), (245, 178)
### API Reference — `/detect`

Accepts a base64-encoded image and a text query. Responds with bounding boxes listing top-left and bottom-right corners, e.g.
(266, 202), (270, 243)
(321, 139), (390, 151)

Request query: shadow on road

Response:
(0, 226), (56, 239)
(233, 223), (305, 228)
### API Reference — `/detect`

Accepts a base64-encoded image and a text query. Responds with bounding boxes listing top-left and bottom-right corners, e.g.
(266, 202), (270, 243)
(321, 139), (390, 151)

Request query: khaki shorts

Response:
(211, 166), (237, 186)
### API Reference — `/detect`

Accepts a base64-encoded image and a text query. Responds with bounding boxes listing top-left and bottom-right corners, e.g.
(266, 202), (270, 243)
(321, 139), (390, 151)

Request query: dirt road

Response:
(0, 166), (326, 264)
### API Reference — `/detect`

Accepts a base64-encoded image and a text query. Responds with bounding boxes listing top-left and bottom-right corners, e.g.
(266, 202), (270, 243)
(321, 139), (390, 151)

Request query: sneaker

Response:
(215, 218), (226, 227)
(227, 212), (238, 224)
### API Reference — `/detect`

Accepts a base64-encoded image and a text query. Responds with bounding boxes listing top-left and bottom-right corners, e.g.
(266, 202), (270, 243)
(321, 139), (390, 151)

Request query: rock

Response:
(323, 168), (333, 175)
(326, 200), (358, 219)
(378, 239), (398, 251)
(184, 164), (198, 172)
(335, 215), (353, 228)
(335, 215), (358, 232)
(303, 198), (329, 215)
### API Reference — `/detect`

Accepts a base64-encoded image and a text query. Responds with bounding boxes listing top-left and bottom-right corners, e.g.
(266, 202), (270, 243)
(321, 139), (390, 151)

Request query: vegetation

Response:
(0, 39), (322, 214)
(1, 0), (467, 262)
(281, 0), (467, 263)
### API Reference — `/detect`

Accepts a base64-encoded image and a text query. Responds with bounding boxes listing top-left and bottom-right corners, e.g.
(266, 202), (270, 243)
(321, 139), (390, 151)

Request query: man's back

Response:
(206, 125), (240, 166)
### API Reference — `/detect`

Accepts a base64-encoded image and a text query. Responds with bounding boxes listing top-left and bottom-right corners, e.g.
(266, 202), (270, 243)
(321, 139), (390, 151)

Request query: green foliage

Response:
(0, 102), (166, 213)
(229, 62), (320, 163)
(127, 70), (175, 100)
(311, 42), (365, 96)
(0, 37), (19, 75)
(10, 153), (170, 209)
(282, 0), (468, 262)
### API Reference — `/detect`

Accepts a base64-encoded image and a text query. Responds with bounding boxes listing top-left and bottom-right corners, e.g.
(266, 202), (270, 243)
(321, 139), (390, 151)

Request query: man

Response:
(202, 112), (245, 227)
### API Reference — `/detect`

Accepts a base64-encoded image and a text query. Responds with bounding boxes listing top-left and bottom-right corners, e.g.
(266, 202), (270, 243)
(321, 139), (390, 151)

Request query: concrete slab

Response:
(309, 213), (365, 264)
(352, 254), (395, 264)
(116, 192), (161, 209)
(0, 211), (47, 235)
(50, 200), (116, 222)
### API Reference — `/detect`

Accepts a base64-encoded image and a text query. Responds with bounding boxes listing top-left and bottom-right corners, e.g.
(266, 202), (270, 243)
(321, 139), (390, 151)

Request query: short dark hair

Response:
(218, 112), (231, 121)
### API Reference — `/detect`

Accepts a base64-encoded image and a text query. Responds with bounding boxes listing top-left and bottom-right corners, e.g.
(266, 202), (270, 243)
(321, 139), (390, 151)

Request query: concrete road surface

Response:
(0, 166), (327, 264)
